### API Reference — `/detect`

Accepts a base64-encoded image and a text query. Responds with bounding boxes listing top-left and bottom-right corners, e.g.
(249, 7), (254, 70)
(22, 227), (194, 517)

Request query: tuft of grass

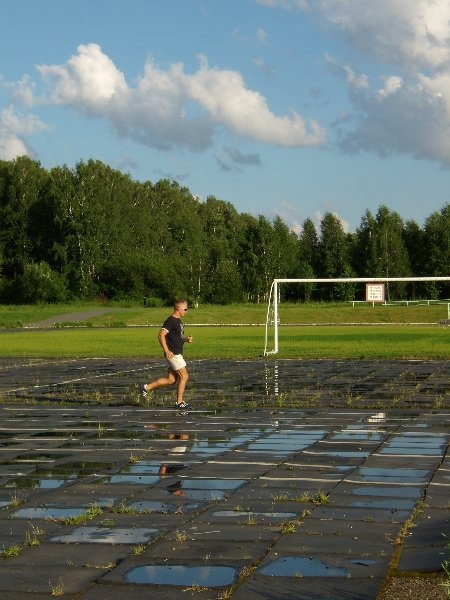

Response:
(50, 578), (64, 596)
(132, 544), (145, 556)
(60, 503), (103, 526)
(1, 543), (22, 557)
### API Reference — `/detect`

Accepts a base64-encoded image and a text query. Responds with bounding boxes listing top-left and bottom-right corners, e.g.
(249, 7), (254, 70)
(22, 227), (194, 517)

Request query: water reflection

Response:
(366, 412), (386, 423)
(124, 564), (236, 586)
(165, 478), (246, 501)
(260, 556), (348, 577)
(51, 526), (158, 544)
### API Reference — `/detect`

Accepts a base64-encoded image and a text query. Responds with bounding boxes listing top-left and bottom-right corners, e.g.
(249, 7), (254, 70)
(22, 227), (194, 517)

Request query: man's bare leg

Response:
(175, 367), (189, 405)
(145, 368), (176, 392)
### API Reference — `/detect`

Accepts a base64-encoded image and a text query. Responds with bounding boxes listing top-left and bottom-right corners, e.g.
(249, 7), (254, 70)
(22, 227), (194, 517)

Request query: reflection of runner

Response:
(168, 432), (189, 454)
(158, 463), (184, 477)
(139, 299), (193, 410)
(166, 481), (185, 496)
(159, 461), (186, 496)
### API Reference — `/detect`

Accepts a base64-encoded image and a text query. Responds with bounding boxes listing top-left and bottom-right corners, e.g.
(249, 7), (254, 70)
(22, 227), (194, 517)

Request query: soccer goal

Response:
(264, 277), (450, 355)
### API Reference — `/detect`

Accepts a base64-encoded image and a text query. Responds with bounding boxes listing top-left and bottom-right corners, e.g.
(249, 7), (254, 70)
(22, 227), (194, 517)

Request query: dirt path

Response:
(25, 308), (121, 328)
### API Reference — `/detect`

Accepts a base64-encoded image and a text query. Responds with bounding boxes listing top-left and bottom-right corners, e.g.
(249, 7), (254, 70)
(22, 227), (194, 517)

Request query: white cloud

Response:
(376, 76), (403, 99)
(14, 43), (325, 153)
(261, 0), (450, 165)
(314, 0), (450, 71)
(316, 1), (450, 165)
(340, 73), (450, 164)
(36, 43), (128, 107)
(186, 54), (325, 147)
(0, 106), (47, 160)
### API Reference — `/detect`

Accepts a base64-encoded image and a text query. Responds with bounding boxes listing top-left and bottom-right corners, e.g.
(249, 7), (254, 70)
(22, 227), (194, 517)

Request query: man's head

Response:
(174, 299), (188, 315)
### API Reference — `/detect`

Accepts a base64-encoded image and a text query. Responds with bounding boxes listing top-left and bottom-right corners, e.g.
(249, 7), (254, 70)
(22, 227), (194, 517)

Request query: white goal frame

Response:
(264, 277), (450, 355)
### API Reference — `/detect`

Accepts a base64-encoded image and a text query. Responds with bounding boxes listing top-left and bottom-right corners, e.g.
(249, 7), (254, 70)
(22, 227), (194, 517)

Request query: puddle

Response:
(124, 564), (237, 586)
(51, 527), (158, 544)
(351, 486), (422, 498)
(180, 479), (246, 490)
(348, 558), (378, 566)
(13, 506), (87, 519)
(3, 477), (74, 489)
(104, 475), (160, 485)
(351, 498), (416, 510)
(213, 510), (298, 519)
(130, 500), (179, 513)
(379, 435), (448, 455)
(259, 556), (348, 577)
(188, 442), (235, 456)
(53, 461), (116, 475)
(165, 482), (226, 501)
(308, 450), (370, 458)
(130, 500), (207, 514)
(126, 462), (185, 476)
(331, 432), (383, 442)
(380, 447), (443, 455)
(365, 412), (387, 423)
(353, 467), (430, 482)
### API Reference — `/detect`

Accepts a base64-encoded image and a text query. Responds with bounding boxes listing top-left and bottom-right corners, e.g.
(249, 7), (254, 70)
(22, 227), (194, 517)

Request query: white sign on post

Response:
(366, 283), (385, 303)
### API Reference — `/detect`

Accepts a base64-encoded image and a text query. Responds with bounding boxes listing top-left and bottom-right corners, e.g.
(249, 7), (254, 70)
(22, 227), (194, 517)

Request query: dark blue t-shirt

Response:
(162, 315), (184, 354)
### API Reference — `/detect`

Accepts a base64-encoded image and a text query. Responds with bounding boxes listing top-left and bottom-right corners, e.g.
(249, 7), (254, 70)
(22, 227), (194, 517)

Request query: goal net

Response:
(264, 277), (450, 355)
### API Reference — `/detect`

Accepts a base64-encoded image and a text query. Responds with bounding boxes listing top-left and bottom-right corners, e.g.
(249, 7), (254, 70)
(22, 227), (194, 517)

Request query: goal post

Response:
(264, 277), (450, 355)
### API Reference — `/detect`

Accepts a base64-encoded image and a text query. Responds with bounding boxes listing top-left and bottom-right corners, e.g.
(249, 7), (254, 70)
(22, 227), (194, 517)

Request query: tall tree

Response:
(0, 157), (48, 279)
(298, 218), (319, 275)
(422, 203), (450, 298)
(375, 205), (410, 299)
(200, 196), (244, 302)
(319, 212), (355, 300)
(354, 209), (378, 278)
(403, 219), (424, 298)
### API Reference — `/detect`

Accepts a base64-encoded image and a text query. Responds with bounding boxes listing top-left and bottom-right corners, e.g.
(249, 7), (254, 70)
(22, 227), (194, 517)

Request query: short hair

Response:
(174, 298), (188, 310)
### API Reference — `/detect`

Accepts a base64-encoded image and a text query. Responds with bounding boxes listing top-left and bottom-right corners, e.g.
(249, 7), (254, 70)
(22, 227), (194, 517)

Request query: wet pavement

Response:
(0, 358), (449, 599)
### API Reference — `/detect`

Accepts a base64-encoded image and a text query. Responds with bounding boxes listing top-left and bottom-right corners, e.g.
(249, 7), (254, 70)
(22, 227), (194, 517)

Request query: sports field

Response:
(0, 302), (448, 359)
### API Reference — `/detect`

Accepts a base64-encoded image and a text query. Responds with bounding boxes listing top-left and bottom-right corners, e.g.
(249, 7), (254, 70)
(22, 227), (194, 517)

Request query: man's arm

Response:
(158, 328), (173, 358)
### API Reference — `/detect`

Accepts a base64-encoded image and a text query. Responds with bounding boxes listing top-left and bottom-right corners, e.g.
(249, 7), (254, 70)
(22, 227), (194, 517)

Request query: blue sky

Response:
(1, 0), (449, 232)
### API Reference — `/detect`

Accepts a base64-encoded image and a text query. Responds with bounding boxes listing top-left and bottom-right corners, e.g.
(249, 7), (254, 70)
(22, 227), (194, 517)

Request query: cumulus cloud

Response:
(0, 106), (47, 160)
(314, 0), (450, 71)
(11, 43), (325, 154)
(260, 0), (450, 166)
(319, 1), (450, 165)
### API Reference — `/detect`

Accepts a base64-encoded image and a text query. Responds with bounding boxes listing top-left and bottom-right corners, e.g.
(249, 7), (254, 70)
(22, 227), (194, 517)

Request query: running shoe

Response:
(175, 401), (189, 409)
(138, 383), (148, 400)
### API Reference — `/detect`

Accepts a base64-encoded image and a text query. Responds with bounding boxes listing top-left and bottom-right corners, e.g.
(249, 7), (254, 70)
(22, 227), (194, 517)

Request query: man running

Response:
(139, 299), (193, 409)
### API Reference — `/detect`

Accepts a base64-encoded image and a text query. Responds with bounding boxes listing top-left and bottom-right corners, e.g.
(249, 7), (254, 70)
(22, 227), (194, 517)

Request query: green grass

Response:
(0, 302), (448, 359)
(0, 300), (448, 327)
(0, 324), (447, 359)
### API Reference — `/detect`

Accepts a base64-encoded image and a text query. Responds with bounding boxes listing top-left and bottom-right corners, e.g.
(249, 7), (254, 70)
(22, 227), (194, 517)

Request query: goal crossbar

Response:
(264, 277), (450, 355)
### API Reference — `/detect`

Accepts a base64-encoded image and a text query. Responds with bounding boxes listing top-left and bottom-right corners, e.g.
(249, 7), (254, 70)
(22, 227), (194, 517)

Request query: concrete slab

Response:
(0, 358), (449, 599)
(231, 574), (383, 600)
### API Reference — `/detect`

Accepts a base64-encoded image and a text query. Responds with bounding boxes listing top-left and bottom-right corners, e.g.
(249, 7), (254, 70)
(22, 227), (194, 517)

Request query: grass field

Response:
(0, 302), (448, 359)
(0, 300), (448, 326)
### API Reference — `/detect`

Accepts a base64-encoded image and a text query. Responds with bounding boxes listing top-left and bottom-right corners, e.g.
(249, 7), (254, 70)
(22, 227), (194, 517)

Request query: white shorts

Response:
(166, 354), (186, 371)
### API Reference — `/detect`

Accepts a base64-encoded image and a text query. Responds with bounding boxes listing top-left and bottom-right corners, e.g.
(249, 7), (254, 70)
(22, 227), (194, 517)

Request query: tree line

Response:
(0, 156), (448, 305)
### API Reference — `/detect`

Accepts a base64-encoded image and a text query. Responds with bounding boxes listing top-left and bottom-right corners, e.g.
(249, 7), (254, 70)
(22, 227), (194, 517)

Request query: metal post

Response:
(273, 280), (278, 354)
